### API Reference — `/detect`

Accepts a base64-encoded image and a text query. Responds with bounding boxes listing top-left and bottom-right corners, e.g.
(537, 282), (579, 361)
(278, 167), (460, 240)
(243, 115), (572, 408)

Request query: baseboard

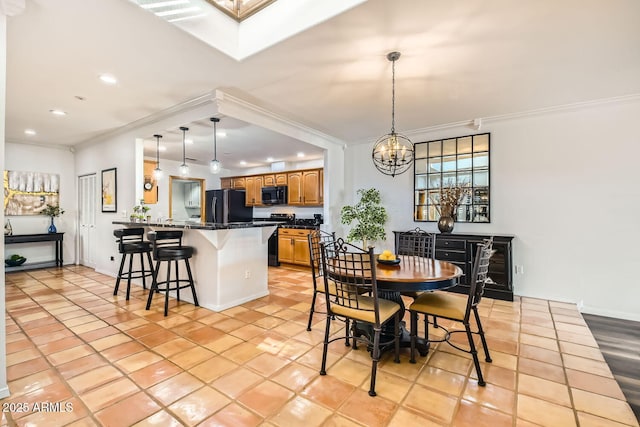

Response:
(0, 384), (10, 399)
(581, 305), (640, 322)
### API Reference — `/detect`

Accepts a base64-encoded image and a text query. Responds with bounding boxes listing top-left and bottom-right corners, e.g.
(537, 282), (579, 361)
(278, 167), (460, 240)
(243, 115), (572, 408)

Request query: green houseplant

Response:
(340, 188), (388, 249)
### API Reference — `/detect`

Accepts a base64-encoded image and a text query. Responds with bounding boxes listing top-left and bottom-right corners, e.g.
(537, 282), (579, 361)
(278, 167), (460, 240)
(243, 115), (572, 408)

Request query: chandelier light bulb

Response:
(153, 134), (163, 180)
(179, 163), (189, 176)
(210, 159), (221, 174)
(153, 167), (163, 180)
(179, 126), (189, 177)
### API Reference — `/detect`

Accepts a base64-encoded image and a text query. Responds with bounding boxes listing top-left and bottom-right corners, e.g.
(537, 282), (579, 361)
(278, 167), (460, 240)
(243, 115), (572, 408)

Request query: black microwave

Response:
(261, 186), (288, 205)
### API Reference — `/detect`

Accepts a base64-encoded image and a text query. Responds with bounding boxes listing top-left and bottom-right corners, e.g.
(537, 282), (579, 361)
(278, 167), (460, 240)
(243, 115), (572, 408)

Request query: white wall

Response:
(344, 96), (640, 321)
(4, 143), (76, 264)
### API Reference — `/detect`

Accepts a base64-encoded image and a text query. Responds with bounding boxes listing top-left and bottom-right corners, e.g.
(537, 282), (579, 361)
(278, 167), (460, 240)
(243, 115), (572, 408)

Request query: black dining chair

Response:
(408, 237), (494, 386)
(306, 229), (336, 331)
(319, 238), (401, 397)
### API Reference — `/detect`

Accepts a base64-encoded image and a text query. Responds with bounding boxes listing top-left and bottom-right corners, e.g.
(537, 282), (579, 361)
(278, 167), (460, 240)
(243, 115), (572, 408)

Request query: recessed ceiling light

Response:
(141, 0), (189, 9)
(159, 146), (167, 152)
(240, 160), (247, 165)
(24, 129), (36, 136)
(185, 138), (193, 144)
(50, 109), (66, 116)
(297, 152), (305, 158)
(217, 131), (227, 137)
(99, 74), (117, 85)
(267, 157), (274, 162)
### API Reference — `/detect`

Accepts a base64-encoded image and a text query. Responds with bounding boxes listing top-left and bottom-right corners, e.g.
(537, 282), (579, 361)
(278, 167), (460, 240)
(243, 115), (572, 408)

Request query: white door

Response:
(78, 174), (96, 267)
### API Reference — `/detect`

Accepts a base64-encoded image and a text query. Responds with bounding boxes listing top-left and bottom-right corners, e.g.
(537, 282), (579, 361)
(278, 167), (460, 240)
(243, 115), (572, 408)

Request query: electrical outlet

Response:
(244, 270), (251, 279)
(515, 265), (524, 274)
(110, 256), (115, 261)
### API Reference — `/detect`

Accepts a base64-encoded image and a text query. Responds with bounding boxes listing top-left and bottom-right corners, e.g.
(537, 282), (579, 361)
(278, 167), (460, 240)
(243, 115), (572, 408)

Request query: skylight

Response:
(206, 0), (277, 22)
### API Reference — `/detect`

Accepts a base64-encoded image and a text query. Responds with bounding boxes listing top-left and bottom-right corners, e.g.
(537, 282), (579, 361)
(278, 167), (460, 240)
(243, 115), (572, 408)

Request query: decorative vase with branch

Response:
(41, 204), (65, 233)
(340, 188), (388, 249)
(430, 183), (470, 233)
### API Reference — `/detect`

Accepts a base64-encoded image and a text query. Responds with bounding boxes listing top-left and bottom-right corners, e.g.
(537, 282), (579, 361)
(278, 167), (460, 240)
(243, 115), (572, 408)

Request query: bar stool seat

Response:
(113, 228), (154, 301)
(146, 230), (199, 316)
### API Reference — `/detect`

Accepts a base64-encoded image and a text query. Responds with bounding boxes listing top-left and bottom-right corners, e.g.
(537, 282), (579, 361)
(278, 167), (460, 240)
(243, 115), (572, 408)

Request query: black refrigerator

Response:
(205, 189), (253, 223)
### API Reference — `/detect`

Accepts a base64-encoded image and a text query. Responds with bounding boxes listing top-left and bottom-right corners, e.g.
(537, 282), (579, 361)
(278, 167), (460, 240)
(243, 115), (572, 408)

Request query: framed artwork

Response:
(3, 170), (60, 216)
(101, 168), (117, 212)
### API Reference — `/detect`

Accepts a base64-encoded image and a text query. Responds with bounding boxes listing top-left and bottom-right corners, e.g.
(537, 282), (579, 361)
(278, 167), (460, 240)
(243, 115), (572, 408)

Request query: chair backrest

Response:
(114, 228), (144, 251)
(148, 230), (184, 258)
(320, 238), (382, 326)
(465, 237), (494, 320)
(396, 228), (436, 259)
(308, 229), (336, 281)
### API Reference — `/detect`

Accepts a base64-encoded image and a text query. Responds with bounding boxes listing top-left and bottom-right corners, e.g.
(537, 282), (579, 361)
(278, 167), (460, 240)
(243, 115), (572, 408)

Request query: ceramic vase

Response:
(48, 217), (57, 233)
(437, 216), (454, 233)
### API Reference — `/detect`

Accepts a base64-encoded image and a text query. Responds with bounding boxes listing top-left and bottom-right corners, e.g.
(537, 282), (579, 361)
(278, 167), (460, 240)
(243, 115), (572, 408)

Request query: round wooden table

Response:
(369, 256), (463, 356)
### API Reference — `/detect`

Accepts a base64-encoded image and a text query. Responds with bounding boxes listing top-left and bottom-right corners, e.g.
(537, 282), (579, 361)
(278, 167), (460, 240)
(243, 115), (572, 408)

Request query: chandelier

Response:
(152, 134), (163, 180)
(179, 126), (190, 177)
(371, 51), (414, 177)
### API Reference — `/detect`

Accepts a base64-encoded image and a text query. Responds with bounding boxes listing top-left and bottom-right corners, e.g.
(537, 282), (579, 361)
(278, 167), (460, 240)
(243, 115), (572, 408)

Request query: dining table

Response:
(364, 255), (464, 356)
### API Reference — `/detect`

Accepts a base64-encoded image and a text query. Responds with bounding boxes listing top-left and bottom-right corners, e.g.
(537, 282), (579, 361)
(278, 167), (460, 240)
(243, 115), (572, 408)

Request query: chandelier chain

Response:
(391, 57), (395, 134)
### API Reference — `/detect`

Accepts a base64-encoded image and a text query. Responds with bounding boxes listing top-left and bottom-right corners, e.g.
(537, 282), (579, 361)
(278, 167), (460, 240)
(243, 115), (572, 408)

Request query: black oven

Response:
(261, 186), (287, 205)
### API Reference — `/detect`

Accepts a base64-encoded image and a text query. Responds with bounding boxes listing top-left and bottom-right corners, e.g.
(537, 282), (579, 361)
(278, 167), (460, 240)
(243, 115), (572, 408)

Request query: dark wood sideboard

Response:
(393, 231), (514, 301)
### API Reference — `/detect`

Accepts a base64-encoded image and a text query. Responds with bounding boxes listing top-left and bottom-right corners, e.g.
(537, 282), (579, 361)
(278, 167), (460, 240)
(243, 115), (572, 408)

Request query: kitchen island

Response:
(112, 220), (280, 312)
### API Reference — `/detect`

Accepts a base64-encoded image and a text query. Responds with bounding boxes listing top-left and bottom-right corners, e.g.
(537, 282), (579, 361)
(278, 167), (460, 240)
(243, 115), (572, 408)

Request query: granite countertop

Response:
(112, 220), (282, 230)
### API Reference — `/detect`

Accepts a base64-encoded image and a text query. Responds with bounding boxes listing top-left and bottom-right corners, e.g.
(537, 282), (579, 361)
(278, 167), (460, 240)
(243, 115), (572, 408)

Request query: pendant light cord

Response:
(391, 57), (396, 135)
(213, 121), (217, 161)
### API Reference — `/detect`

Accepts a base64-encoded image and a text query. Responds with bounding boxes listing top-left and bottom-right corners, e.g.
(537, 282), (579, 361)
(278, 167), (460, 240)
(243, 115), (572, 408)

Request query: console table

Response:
(5, 233), (64, 270)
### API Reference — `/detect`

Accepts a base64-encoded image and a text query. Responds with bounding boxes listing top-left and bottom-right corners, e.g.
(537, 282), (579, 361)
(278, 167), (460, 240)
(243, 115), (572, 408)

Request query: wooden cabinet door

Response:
(302, 170), (321, 205)
(232, 177), (245, 189)
(245, 176), (255, 206)
(293, 232), (311, 266)
(220, 178), (232, 189)
(278, 230), (294, 263)
(319, 169), (323, 204)
(275, 174), (288, 185)
(263, 174), (275, 186)
(287, 172), (303, 205)
(254, 175), (264, 206)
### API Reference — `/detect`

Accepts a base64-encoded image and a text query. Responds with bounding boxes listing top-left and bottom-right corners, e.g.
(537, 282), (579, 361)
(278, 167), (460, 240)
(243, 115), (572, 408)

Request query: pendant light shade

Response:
(179, 126), (189, 177)
(209, 117), (221, 174)
(152, 134), (163, 180)
(372, 51), (414, 177)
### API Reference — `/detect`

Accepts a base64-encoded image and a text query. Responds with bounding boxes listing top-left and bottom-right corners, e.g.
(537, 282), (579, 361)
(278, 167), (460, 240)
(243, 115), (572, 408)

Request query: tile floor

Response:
(1, 265), (638, 427)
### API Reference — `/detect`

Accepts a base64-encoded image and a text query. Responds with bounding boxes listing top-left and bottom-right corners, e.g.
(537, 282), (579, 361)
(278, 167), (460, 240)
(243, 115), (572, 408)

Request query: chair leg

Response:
(465, 322), (485, 386)
(368, 327), (381, 397)
(145, 251), (154, 291)
(473, 307), (492, 362)
(174, 260), (180, 302)
(184, 258), (198, 306)
(410, 311), (418, 364)
(164, 261), (171, 316)
(114, 253), (126, 296)
(146, 261), (161, 310)
(139, 252), (146, 290)
(320, 314), (332, 376)
(345, 318), (351, 347)
(351, 320), (357, 349)
(307, 290), (318, 331)
(126, 253), (134, 301)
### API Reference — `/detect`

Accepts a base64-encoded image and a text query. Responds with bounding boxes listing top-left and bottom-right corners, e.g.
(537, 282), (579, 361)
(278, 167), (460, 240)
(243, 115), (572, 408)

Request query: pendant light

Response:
(179, 126), (189, 177)
(371, 51), (414, 177)
(209, 117), (221, 174)
(152, 134), (163, 180)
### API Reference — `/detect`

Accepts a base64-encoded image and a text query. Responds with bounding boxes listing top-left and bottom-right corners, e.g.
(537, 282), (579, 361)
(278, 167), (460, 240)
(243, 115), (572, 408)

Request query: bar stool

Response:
(146, 230), (199, 316)
(113, 228), (154, 301)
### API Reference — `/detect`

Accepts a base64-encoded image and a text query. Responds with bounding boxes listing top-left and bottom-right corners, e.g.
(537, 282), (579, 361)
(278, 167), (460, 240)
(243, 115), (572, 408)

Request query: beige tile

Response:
(571, 388), (638, 425)
(416, 365), (467, 396)
(210, 367), (263, 399)
(270, 396), (332, 427)
(79, 377), (139, 412)
(517, 373), (571, 407)
(453, 399), (514, 427)
(199, 403), (263, 427)
(337, 388), (398, 426)
(576, 411), (637, 427)
(169, 386), (230, 425)
(387, 408), (445, 427)
(463, 381), (516, 414)
(403, 384), (458, 423)
(516, 394), (576, 427)
(565, 369), (626, 400)
(148, 372), (204, 405)
(562, 354), (614, 378)
(519, 333), (559, 351)
(237, 380), (294, 417)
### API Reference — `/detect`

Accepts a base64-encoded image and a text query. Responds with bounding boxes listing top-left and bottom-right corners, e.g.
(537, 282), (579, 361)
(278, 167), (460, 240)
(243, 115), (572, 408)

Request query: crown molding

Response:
(5, 139), (72, 152)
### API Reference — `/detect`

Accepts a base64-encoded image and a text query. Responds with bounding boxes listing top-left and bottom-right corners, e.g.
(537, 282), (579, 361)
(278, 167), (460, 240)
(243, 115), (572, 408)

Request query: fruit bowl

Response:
(5, 256), (26, 267)
(377, 255), (400, 266)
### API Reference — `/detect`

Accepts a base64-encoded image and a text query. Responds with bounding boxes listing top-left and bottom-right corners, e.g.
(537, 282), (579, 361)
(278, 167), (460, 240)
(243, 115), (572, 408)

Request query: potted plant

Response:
(41, 203), (65, 233)
(340, 188), (388, 249)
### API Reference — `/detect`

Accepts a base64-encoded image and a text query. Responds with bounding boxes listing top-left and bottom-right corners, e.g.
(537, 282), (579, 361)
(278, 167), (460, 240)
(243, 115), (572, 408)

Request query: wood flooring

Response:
(583, 313), (640, 421)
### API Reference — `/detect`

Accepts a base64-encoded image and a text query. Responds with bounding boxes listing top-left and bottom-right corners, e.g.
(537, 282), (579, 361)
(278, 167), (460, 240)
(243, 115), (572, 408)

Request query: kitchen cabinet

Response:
(287, 169), (321, 206)
(263, 174), (275, 186)
(244, 175), (265, 206)
(278, 228), (312, 266)
(393, 231), (514, 301)
(275, 173), (287, 185)
(220, 178), (231, 189)
(184, 182), (201, 208)
(232, 177), (245, 189)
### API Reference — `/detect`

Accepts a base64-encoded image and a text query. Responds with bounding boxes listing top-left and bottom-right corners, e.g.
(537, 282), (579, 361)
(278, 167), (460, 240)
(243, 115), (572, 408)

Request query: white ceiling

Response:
(6, 0), (640, 169)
